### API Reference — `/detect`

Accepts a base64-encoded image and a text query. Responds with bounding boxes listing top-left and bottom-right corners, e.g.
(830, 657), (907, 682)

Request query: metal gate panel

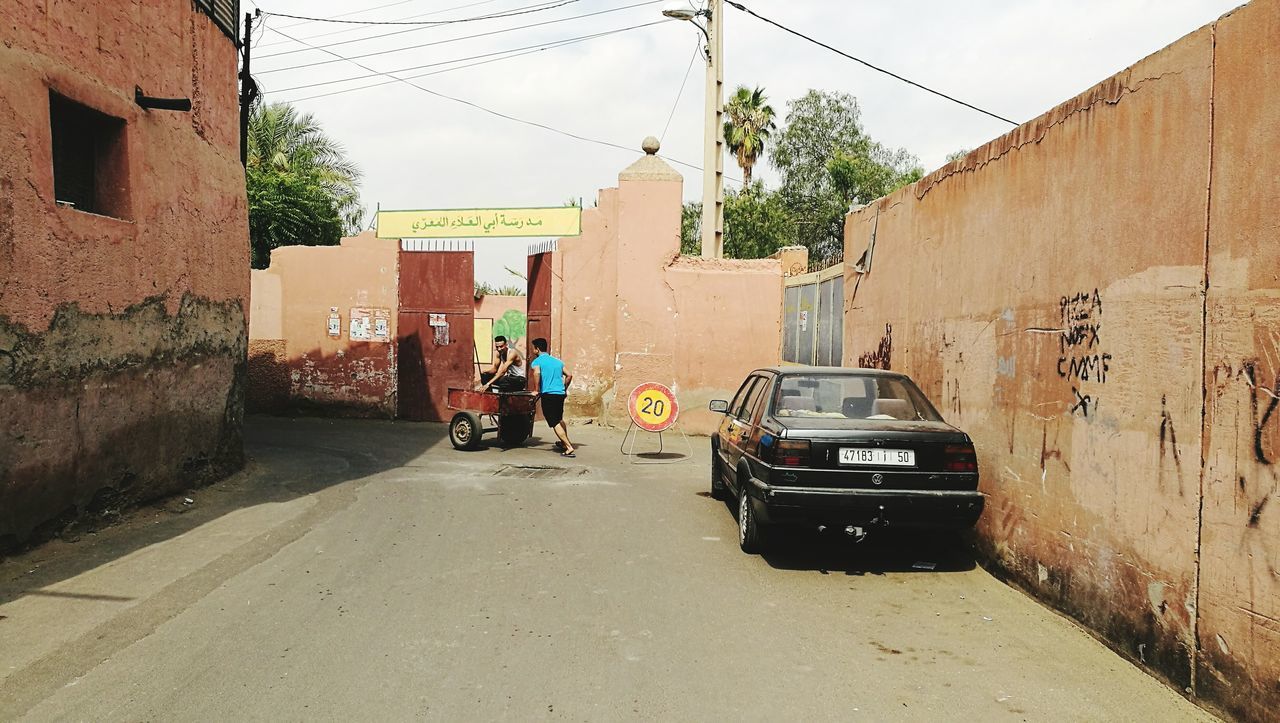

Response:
(527, 240), (554, 354)
(782, 285), (801, 363)
(397, 243), (475, 422)
(797, 283), (818, 366)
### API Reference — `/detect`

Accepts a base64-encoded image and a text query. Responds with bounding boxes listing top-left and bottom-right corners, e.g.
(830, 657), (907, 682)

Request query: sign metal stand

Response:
(619, 383), (692, 464)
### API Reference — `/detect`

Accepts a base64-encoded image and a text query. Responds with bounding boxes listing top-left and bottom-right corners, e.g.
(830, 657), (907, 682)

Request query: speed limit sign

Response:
(628, 383), (679, 432)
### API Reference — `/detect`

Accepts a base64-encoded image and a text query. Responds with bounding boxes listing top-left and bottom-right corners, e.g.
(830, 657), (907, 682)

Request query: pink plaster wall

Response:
(474, 294), (528, 360)
(249, 233), (400, 417)
(0, 1), (247, 547)
(839, 2), (1276, 717)
(551, 150), (784, 435)
(1197, 2), (1280, 717)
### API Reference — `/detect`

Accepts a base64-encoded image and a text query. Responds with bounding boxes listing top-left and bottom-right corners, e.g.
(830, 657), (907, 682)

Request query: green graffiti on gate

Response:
(493, 309), (527, 342)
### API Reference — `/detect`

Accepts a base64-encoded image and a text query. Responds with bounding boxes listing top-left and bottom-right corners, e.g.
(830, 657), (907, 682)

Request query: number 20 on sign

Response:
(628, 383), (679, 433)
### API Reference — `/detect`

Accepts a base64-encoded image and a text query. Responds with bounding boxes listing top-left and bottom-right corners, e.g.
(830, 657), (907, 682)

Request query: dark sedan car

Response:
(709, 366), (984, 553)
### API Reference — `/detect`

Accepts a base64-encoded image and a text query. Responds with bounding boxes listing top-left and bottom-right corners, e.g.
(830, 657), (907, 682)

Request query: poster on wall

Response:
(327, 308), (341, 338)
(349, 307), (392, 342)
(372, 309), (391, 342)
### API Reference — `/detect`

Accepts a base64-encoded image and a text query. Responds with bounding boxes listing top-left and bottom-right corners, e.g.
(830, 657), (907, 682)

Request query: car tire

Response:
(449, 411), (484, 451)
(738, 481), (767, 554)
(710, 441), (727, 500)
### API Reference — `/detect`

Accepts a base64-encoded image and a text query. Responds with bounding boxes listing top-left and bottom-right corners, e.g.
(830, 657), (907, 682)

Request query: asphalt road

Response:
(0, 417), (1216, 721)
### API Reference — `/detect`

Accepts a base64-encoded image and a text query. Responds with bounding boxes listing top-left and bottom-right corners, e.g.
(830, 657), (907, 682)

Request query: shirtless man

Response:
(478, 336), (527, 393)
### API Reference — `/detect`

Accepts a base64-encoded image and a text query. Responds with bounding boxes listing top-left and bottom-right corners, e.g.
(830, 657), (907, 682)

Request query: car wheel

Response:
(449, 411), (483, 451)
(738, 481), (767, 554)
(710, 441), (727, 500)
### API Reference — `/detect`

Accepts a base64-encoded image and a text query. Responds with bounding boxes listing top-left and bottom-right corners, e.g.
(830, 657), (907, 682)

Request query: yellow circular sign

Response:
(629, 383), (679, 432)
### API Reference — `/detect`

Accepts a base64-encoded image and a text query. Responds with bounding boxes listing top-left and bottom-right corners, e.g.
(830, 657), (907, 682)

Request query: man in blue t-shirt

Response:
(529, 337), (576, 457)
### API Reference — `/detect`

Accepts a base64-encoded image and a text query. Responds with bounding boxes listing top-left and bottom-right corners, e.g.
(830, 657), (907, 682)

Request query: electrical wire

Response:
(257, 0), (658, 65)
(260, 0), (505, 47)
(723, 0), (1019, 126)
(274, 0), (458, 29)
(272, 21), (665, 96)
(660, 36), (702, 144)
(261, 23), (734, 179)
(264, 0), (577, 27)
(279, 22), (661, 102)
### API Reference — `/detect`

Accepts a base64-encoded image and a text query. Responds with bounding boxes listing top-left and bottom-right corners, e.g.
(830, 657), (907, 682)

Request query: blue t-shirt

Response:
(531, 354), (566, 395)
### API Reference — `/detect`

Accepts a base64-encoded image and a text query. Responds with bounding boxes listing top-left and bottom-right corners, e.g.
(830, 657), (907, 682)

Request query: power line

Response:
(660, 37), (701, 144)
(723, 0), (1019, 126)
(261, 23), (733, 180)
(280, 23), (659, 103)
(272, 21), (664, 96)
(257, 0), (658, 65)
(260, 0), (506, 47)
(274, 0), (454, 29)
(264, 0), (577, 27)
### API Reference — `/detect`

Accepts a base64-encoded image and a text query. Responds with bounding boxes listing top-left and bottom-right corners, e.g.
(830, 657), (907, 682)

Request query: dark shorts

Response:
(481, 372), (526, 393)
(540, 394), (566, 427)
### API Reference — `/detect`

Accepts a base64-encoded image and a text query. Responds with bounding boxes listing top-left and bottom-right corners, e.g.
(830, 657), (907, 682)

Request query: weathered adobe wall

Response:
(842, 3), (1276, 718)
(0, 2), (248, 548)
(1197, 2), (1280, 719)
(248, 234), (399, 418)
(553, 188), (620, 419)
(552, 150), (783, 435)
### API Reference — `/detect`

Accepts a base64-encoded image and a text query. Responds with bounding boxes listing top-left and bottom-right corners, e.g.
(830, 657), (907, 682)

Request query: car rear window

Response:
(771, 374), (942, 422)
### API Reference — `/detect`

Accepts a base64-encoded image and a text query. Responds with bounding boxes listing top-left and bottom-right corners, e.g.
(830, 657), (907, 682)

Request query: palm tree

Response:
(246, 102), (363, 268)
(722, 86), (776, 187)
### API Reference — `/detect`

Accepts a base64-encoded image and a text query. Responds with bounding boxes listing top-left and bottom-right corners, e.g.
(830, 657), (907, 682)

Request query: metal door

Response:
(397, 240), (475, 422)
(526, 240), (554, 353)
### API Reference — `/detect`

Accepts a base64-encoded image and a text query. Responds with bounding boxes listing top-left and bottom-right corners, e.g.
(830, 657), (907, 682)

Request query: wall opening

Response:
(49, 92), (130, 219)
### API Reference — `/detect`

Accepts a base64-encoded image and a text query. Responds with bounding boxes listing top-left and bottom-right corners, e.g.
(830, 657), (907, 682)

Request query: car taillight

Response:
(773, 439), (811, 467)
(944, 443), (978, 472)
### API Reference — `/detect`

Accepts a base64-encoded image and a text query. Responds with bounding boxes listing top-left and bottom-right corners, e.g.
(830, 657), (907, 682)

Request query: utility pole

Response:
(239, 10), (259, 168)
(700, 0), (724, 258)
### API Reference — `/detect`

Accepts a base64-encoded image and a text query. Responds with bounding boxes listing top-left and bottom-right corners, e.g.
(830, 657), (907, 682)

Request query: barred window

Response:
(193, 0), (240, 44)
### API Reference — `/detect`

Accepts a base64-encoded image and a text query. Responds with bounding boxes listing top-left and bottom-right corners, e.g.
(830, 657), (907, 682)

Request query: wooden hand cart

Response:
(446, 388), (538, 450)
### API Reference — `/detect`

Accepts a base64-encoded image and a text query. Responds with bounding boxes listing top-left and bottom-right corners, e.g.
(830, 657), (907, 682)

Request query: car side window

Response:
(727, 377), (755, 417)
(732, 377), (761, 419)
(738, 376), (768, 422)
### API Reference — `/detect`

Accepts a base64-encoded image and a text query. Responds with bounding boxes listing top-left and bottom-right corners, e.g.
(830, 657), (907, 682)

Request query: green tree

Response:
(247, 102), (363, 269)
(680, 201), (702, 255)
(770, 90), (922, 264)
(722, 86), (776, 187)
(723, 183), (791, 259)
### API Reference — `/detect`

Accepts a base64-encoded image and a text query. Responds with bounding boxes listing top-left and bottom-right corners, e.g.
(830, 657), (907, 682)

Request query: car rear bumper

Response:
(747, 478), (984, 530)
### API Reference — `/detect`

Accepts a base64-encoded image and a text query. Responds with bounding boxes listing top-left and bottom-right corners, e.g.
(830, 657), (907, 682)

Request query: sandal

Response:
(560, 450), (576, 458)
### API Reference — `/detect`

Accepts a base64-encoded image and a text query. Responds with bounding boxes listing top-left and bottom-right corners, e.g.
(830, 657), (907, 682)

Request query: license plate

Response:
(839, 448), (915, 466)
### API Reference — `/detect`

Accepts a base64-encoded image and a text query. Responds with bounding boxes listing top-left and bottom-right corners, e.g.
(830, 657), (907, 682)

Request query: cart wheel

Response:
(498, 414), (533, 447)
(449, 411), (484, 450)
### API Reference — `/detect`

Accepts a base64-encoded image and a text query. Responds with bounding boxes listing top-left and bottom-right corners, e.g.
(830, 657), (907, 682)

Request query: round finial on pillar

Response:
(642, 136), (660, 155)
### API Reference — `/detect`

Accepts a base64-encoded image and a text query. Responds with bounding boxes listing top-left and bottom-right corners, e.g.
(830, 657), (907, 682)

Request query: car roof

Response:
(753, 366), (908, 378)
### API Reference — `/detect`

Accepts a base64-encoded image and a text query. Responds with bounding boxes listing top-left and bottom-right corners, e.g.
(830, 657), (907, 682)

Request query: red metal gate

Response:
(397, 240), (475, 422)
(527, 240), (554, 353)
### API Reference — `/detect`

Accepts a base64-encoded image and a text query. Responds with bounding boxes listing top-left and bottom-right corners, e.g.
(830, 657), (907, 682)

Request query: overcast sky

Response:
(245, 0), (1244, 287)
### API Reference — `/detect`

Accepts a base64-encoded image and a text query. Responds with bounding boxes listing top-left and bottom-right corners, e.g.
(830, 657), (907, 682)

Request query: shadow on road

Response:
(0, 415), (446, 607)
(701, 495), (977, 575)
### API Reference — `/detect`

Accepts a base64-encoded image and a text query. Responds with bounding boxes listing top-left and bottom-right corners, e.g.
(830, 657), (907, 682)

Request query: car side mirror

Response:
(709, 400), (730, 413)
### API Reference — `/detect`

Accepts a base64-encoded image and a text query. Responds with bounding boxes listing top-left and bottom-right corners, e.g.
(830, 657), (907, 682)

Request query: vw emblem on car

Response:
(871, 473), (885, 485)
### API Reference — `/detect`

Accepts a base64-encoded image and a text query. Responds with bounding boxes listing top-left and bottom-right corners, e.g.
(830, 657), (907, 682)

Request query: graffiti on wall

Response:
(858, 323), (893, 370)
(492, 309), (527, 343)
(1056, 290), (1111, 417)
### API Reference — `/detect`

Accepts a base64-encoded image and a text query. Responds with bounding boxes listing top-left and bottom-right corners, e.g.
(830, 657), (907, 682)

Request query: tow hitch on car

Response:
(816, 505), (889, 542)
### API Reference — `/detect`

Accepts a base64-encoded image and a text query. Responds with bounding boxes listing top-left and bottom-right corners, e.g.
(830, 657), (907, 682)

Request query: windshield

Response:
(771, 374), (943, 422)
